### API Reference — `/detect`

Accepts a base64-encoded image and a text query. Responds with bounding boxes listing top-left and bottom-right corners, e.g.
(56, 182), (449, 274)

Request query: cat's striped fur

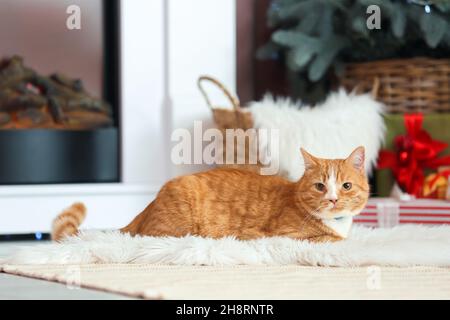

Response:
(52, 147), (369, 243)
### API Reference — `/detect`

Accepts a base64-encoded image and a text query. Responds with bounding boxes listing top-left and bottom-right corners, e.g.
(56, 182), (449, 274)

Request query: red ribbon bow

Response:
(378, 113), (450, 197)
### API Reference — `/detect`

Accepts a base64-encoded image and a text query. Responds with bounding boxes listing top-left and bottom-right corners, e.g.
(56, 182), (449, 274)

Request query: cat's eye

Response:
(343, 182), (352, 190)
(315, 183), (326, 192)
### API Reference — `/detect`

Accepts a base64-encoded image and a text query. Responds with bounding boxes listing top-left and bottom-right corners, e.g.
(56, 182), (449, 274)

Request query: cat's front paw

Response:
(307, 234), (343, 243)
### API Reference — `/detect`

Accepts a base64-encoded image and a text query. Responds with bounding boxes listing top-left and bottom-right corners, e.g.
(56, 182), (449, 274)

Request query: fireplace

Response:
(0, 0), (120, 184)
(0, 0), (236, 236)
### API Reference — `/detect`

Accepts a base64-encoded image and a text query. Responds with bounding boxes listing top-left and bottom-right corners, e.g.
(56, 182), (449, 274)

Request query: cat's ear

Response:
(300, 148), (319, 170)
(346, 146), (365, 172)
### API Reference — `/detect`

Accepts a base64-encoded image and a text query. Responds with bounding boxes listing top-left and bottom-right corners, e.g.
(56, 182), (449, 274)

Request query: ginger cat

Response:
(52, 147), (369, 243)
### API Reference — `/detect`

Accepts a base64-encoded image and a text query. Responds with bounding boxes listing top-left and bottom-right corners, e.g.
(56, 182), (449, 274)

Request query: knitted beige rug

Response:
(2, 264), (450, 299)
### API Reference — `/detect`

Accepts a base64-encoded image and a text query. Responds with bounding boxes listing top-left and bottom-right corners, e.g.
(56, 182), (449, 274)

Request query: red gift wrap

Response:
(355, 198), (450, 227)
(378, 113), (450, 197)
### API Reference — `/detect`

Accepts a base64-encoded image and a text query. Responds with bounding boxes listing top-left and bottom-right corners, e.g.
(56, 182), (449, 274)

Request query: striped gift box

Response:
(354, 198), (450, 228)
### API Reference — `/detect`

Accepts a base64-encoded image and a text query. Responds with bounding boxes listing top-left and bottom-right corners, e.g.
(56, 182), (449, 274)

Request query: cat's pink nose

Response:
(329, 199), (338, 205)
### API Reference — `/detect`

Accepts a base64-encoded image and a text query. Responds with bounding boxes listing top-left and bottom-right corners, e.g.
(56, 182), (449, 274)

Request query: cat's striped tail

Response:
(51, 202), (87, 242)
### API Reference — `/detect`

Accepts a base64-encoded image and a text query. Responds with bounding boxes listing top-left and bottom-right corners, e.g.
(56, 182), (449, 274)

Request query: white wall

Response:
(168, 0), (236, 177)
(121, 0), (166, 184)
(121, 0), (236, 183)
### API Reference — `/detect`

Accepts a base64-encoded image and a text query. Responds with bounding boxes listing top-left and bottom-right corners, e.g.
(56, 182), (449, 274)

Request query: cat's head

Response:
(296, 147), (370, 221)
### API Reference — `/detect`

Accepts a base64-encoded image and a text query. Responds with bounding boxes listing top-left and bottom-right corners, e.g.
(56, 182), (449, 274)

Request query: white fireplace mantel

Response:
(1, 0), (236, 235)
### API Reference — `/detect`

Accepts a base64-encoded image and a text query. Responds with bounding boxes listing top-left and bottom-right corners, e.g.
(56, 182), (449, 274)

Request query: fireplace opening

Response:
(0, 0), (120, 184)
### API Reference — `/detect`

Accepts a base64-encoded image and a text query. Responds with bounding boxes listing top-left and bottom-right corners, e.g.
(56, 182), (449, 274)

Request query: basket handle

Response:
(371, 77), (380, 99)
(351, 77), (380, 98)
(197, 75), (240, 111)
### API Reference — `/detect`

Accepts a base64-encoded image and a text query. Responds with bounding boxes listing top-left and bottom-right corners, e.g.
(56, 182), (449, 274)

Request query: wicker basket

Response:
(197, 76), (261, 173)
(339, 57), (450, 113)
(198, 75), (253, 130)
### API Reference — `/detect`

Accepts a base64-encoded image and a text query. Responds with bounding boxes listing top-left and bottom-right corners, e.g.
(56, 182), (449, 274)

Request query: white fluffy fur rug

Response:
(3, 225), (450, 267)
(249, 90), (385, 180)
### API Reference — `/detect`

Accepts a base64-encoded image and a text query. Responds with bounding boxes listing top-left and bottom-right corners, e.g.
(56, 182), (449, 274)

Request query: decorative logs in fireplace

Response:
(0, 56), (113, 129)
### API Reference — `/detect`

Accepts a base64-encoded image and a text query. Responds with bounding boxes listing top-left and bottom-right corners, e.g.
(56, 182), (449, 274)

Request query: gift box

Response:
(423, 166), (450, 200)
(376, 113), (450, 197)
(354, 198), (450, 228)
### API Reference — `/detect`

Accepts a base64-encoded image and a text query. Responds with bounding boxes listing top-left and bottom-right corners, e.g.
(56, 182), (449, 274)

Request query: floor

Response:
(0, 241), (134, 300)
